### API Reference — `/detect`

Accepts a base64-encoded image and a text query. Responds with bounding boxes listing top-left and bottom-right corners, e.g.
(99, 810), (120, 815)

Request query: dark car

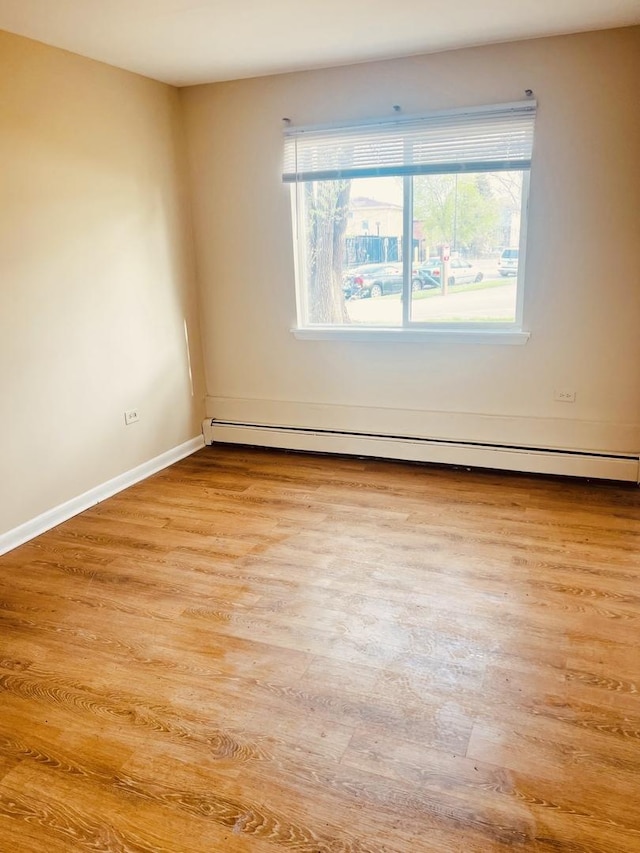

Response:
(413, 259), (442, 289)
(343, 263), (428, 299)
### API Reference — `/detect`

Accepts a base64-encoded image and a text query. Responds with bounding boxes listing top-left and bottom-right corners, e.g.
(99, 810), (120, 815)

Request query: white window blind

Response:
(283, 101), (536, 183)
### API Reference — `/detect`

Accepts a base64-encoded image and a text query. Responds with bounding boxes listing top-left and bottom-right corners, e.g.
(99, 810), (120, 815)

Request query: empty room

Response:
(0, 1), (639, 851)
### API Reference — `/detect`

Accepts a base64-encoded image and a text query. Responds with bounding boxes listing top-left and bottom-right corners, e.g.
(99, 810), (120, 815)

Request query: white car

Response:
(498, 248), (519, 277)
(446, 258), (484, 286)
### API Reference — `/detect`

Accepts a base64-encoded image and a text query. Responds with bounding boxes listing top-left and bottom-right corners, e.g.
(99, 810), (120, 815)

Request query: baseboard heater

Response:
(203, 419), (640, 483)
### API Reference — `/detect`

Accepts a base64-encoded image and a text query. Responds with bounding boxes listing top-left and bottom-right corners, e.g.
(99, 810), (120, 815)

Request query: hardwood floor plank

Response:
(0, 763), (267, 853)
(0, 445), (638, 851)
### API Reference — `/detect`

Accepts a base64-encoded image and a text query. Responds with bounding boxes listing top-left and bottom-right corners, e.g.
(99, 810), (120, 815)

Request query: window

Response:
(284, 101), (535, 340)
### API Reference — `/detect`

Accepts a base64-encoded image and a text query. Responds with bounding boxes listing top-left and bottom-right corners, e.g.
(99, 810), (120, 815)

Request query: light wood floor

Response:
(1, 446), (639, 852)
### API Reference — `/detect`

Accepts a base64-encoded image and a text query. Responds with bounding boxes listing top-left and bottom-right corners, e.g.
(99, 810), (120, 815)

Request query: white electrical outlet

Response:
(124, 409), (140, 425)
(554, 389), (576, 403)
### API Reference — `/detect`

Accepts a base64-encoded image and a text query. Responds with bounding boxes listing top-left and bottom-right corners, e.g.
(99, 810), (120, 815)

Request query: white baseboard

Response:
(204, 420), (639, 483)
(0, 435), (205, 557)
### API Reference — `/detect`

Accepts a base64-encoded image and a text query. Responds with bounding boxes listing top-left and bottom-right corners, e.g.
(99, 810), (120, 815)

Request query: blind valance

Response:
(283, 101), (536, 183)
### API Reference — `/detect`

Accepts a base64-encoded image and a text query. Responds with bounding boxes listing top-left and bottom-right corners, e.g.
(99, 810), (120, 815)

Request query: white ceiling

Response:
(0, 0), (638, 86)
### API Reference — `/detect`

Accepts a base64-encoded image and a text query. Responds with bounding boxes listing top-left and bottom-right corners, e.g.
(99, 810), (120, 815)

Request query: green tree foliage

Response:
(304, 180), (351, 324)
(414, 174), (500, 255)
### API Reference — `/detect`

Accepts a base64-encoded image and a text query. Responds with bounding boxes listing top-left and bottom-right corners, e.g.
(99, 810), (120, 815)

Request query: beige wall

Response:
(0, 31), (205, 535)
(181, 27), (640, 456)
(1, 26), (638, 538)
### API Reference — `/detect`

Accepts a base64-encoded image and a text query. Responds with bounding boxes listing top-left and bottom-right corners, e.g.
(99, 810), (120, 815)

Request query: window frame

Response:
(285, 101), (535, 343)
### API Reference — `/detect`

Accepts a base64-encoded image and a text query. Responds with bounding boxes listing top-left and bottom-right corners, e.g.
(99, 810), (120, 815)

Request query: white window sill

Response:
(292, 327), (530, 345)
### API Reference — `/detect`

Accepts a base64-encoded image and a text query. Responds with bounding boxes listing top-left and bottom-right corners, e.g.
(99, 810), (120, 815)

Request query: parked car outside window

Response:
(447, 259), (484, 287)
(498, 247), (519, 276)
(343, 263), (429, 299)
(413, 259), (442, 289)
